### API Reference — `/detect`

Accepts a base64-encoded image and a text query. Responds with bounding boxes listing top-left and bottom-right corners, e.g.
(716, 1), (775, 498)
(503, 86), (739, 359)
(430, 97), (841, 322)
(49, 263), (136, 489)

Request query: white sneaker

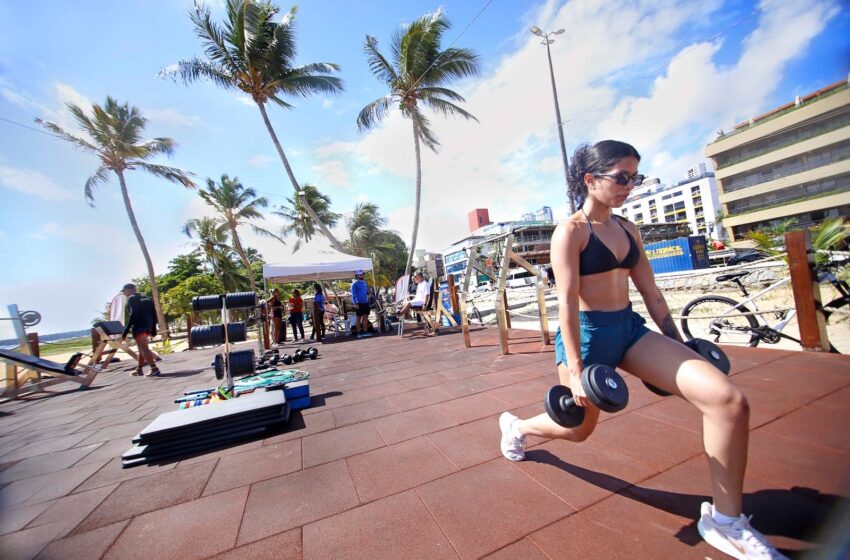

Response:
(697, 502), (788, 560)
(499, 412), (526, 462)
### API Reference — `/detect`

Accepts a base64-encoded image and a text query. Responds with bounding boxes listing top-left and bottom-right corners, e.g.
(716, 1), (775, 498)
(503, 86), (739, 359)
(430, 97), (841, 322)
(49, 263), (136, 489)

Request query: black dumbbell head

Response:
(307, 347), (318, 359)
(582, 364), (628, 413)
(281, 354), (293, 365)
(544, 385), (585, 427)
(685, 338), (731, 374)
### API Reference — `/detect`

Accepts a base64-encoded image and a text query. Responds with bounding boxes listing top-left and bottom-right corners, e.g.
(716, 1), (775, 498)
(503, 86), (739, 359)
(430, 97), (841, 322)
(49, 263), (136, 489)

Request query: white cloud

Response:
(0, 165), (74, 201)
(236, 96), (255, 106)
(28, 221), (128, 249)
(143, 107), (203, 127)
(357, 193), (370, 203)
(329, 0), (838, 254)
(312, 160), (351, 188)
(322, 99), (334, 109)
(248, 154), (276, 168)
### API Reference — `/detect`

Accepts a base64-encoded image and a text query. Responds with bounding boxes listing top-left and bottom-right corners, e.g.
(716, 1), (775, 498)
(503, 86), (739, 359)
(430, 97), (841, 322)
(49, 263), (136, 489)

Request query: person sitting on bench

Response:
(397, 272), (430, 318)
(121, 283), (162, 377)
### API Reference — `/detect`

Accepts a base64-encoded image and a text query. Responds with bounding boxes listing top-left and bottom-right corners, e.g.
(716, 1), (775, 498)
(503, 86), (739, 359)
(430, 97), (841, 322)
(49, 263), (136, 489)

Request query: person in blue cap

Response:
(351, 269), (371, 338)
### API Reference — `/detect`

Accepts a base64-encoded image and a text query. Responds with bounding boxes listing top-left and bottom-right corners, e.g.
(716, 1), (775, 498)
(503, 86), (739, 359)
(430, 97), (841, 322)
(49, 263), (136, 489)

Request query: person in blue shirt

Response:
(310, 283), (326, 341)
(351, 269), (371, 338)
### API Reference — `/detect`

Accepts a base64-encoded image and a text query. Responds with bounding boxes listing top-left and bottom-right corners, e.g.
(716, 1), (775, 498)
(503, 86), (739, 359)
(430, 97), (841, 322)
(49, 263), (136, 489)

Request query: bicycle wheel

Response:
(680, 295), (760, 346)
(824, 298), (850, 354)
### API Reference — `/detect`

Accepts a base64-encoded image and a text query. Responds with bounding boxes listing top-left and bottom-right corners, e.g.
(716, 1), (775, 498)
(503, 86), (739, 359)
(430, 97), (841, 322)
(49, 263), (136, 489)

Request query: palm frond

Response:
(356, 95), (395, 132)
(411, 109), (439, 151)
(35, 118), (98, 153)
(250, 224), (285, 244)
(135, 162), (196, 188)
(421, 48), (479, 85)
(163, 58), (236, 91)
(140, 138), (177, 157)
(422, 96), (478, 122)
(363, 36), (397, 84)
(270, 72), (343, 98)
(84, 166), (111, 206)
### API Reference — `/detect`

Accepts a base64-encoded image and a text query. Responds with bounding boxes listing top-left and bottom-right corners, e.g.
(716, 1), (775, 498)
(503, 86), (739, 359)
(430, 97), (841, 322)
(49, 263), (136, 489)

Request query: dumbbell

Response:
(293, 349), (306, 362)
(643, 338), (731, 397)
(281, 354), (293, 365)
(269, 353), (280, 366)
(306, 347), (319, 360)
(544, 364), (629, 427)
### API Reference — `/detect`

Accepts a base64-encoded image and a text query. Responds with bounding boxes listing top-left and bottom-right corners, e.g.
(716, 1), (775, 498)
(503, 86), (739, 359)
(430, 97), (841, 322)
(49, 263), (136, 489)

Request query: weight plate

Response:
(19, 310), (41, 327)
(213, 354), (224, 380)
(227, 322), (247, 343)
(544, 385), (584, 427)
(584, 364), (629, 413)
(192, 294), (223, 312)
(688, 338), (731, 374)
(224, 292), (256, 310)
(642, 381), (673, 397)
(229, 349), (255, 377)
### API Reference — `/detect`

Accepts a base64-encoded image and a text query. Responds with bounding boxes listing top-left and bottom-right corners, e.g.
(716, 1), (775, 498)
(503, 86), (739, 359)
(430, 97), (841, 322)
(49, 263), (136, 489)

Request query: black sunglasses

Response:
(594, 172), (645, 186)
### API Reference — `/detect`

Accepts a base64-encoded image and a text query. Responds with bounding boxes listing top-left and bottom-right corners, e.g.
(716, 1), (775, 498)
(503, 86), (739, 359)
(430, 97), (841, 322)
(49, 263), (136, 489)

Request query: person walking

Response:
(288, 289), (305, 341)
(351, 270), (371, 338)
(309, 283), (326, 341)
(120, 283), (162, 377)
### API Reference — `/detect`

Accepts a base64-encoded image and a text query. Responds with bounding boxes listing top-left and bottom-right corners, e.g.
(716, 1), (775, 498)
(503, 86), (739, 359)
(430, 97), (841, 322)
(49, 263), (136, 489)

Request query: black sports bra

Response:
(578, 212), (640, 276)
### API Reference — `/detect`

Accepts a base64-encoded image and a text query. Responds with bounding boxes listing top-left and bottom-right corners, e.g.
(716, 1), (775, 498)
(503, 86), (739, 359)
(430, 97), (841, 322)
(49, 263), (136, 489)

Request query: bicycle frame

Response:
(721, 277), (798, 337)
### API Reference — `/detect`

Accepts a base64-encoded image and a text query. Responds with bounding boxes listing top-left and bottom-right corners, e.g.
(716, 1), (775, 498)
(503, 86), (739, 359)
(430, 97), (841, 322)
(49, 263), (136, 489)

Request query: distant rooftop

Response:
(710, 78), (849, 144)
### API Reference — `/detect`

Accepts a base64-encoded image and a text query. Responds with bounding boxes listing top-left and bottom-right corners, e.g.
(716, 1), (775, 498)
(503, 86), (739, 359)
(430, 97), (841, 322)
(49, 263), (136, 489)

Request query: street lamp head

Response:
(553, 28), (565, 35)
(530, 26), (543, 36)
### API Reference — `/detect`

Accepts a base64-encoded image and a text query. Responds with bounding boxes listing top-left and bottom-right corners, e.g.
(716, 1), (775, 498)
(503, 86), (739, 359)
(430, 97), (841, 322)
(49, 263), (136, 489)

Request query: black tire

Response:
(224, 292), (256, 310)
(680, 295), (760, 347)
(192, 294), (223, 312)
(824, 297), (849, 354)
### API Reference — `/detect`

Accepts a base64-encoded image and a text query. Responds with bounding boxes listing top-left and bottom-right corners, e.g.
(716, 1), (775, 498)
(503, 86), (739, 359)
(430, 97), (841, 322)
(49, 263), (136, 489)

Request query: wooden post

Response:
(495, 236), (514, 355)
(448, 274), (460, 315)
(503, 290), (512, 329)
(460, 258), (475, 348)
(186, 314), (194, 350)
(785, 230), (830, 351)
(536, 274), (551, 345)
(91, 328), (101, 362)
(26, 333), (39, 358)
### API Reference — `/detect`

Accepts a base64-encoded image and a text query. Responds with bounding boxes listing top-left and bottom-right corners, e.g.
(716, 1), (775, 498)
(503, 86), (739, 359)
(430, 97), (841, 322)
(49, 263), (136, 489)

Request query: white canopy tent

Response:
(262, 246), (373, 284)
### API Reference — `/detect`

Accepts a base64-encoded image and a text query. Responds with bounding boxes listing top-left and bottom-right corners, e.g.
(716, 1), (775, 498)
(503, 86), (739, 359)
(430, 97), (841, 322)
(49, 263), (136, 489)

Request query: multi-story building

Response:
(704, 78), (850, 240)
(614, 170), (723, 239)
(521, 206), (554, 222)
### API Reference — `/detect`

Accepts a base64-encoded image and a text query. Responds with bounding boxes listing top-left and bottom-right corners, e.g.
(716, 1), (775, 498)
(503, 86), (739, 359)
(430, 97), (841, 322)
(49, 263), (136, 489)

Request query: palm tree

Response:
(37, 97), (195, 340)
(344, 202), (388, 257)
(273, 184), (341, 251)
(197, 174), (279, 294)
(183, 216), (244, 290)
(164, 0), (346, 252)
(358, 9), (479, 278)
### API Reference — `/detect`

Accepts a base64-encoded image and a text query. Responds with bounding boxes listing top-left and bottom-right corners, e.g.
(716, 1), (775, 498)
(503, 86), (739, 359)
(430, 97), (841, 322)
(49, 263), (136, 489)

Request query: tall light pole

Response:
(530, 26), (574, 214)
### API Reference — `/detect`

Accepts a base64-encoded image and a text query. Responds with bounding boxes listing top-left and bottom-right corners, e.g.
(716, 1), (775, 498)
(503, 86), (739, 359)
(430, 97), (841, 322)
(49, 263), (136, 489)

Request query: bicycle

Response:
(679, 255), (850, 353)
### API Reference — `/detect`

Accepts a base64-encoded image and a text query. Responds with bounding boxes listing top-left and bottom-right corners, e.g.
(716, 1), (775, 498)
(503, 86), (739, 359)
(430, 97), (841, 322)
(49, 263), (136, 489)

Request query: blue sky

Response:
(0, 0), (847, 334)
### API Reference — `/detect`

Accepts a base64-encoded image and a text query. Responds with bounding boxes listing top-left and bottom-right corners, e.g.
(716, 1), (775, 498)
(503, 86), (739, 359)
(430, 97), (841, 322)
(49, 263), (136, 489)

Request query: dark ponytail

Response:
(568, 140), (641, 207)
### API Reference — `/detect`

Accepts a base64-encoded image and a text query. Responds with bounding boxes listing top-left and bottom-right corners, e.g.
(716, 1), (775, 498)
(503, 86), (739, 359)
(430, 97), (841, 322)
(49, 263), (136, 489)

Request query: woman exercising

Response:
(499, 140), (785, 560)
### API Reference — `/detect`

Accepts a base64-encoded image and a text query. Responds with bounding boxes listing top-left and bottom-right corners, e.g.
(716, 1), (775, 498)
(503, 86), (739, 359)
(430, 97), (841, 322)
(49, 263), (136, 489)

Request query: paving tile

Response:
(203, 440), (301, 495)
(0, 459), (108, 508)
(418, 459), (573, 559)
(75, 420), (150, 446)
(0, 432), (96, 463)
(758, 388), (850, 452)
(0, 501), (54, 536)
(372, 406), (457, 445)
(73, 457), (177, 493)
(262, 409), (336, 445)
(301, 423), (385, 468)
(746, 429), (850, 497)
(440, 376), (500, 398)
(483, 537), (549, 559)
(347, 437), (457, 503)
(303, 490), (458, 560)
(74, 438), (132, 465)
(529, 502), (706, 560)
(516, 438), (660, 511)
(28, 483), (118, 538)
(483, 377), (552, 407)
(0, 521), (67, 560)
(398, 372), (452, 390)
(238, 460), (360, 545)
(0, 444), (103, 484)
(332, 398), (399, 427)
(589, 412), (703, 472)
(73, 460), (217, 533)
(426, 415), (503, 470)
(387, 385), (454, 412)
(35, 520), (129, 560)
(104, 486), (248, 560)
(633, 396), (703, 434)
(435, 393), (509, 424)
(210, 528), (301, 560)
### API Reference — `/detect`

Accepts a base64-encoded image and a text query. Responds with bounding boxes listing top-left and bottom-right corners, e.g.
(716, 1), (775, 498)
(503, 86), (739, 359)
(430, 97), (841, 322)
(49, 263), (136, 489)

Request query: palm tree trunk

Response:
(116, 170), (170, 341)
(404, 118), (423, 280)
(256, 101), (346, 253)
(229, 222), (258, 294)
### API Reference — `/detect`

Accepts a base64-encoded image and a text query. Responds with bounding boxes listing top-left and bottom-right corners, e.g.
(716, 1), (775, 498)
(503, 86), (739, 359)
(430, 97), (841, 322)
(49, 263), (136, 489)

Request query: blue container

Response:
(644, 236), (710, 274)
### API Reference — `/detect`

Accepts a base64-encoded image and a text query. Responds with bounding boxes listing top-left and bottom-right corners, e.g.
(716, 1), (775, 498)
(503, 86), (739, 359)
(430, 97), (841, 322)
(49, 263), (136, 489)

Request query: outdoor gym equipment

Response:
(544, 364), (629, 427)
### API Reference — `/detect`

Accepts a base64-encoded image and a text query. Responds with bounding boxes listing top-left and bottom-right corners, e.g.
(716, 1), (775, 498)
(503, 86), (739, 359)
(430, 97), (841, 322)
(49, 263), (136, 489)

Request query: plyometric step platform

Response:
(122, 390), (290, 468)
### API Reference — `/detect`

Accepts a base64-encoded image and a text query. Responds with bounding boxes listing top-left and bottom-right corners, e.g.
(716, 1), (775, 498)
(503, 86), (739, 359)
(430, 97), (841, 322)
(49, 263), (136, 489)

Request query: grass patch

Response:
(15, 336), (92, 357)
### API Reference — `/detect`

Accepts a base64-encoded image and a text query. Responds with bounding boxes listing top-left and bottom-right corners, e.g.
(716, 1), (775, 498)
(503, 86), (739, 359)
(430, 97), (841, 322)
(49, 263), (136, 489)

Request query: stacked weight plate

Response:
(122, 390), (290, 468)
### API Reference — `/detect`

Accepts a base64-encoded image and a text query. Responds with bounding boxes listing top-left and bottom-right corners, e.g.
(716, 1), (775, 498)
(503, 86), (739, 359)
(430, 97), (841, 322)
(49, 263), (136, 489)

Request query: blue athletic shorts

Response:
(554, 305), (651, 368)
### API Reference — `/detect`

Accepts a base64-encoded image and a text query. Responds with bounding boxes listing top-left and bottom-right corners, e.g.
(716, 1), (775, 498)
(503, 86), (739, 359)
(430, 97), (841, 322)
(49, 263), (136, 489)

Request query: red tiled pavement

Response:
(0, 326), (848, 559)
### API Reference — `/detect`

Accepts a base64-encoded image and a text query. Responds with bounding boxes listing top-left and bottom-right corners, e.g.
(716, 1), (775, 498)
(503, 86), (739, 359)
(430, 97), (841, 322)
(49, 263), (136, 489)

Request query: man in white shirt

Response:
(397, 272), (430, 317)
